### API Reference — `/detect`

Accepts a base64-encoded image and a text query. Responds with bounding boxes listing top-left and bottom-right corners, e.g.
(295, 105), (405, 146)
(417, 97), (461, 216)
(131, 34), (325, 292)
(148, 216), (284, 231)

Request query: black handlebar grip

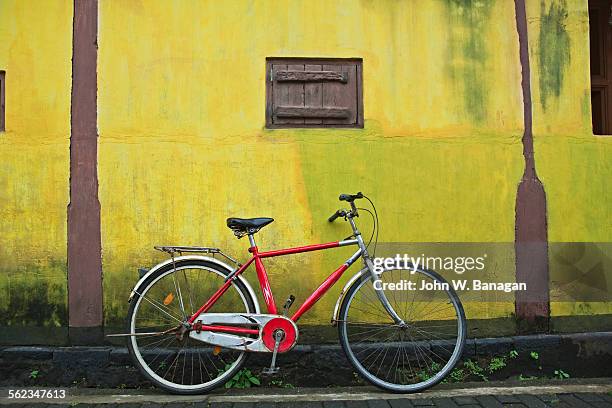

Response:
(328, 210), (340, 222)
(339, 192), (364, 202)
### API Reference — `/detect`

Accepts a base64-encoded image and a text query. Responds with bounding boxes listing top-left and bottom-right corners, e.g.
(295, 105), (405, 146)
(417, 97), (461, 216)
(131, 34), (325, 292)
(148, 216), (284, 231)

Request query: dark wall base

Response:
(0, 327), (68, 346)
(1, 316), (611, 346)
(68, 326), (105, 346)
(1, 332), (610, 389)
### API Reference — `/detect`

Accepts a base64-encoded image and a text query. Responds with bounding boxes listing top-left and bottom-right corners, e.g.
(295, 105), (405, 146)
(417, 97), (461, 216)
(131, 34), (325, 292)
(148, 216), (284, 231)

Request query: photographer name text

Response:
(373, 279), (527, 293)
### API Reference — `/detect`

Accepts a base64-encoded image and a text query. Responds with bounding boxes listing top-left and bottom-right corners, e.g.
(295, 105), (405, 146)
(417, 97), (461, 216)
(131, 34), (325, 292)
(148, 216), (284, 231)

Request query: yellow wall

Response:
(0, 0), (609, 331)
(526, 0), (612, 316)
(98, 0), (525, 325)
(0, 0), (72, 326)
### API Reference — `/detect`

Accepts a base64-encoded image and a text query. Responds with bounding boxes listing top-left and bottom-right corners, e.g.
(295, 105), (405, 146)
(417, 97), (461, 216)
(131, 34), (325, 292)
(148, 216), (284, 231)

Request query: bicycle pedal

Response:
(283, 295), (295, 315)
(262, 367), (280, 375)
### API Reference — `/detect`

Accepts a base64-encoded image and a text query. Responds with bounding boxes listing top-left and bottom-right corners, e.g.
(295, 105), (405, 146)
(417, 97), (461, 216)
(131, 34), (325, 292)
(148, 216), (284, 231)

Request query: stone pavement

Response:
(1, 382), (611, 407)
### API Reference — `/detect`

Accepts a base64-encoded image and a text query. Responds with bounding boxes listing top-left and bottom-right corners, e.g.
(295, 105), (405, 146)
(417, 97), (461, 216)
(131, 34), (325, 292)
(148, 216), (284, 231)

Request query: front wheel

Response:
(338, 267), (466, 392)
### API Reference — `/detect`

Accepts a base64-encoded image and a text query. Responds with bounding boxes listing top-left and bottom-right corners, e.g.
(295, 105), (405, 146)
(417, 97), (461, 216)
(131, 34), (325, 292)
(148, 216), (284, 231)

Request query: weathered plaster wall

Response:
(98, 0), (524, 325)
(0, 0), (72, 326)
(0, 0), (608, 333)
(526, 0), (612, 317)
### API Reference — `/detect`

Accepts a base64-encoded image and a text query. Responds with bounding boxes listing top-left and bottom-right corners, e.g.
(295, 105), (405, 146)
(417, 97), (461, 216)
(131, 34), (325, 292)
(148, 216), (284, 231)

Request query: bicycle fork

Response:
(364, 257), (405, 325)
(348, 216), (405, 326)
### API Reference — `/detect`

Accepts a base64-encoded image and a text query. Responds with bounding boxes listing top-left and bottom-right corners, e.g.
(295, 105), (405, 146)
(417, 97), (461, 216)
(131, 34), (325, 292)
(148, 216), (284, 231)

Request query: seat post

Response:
(248, 234), (256, 248)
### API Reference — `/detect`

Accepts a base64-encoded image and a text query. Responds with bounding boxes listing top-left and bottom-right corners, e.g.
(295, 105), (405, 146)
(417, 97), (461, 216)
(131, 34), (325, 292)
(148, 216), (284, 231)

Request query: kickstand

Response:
(262, 331), (283, 375)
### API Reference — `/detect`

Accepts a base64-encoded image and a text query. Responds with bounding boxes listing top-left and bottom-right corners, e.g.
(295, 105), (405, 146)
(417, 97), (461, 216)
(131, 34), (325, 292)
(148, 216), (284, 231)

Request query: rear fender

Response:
(128, 255), (261, 314)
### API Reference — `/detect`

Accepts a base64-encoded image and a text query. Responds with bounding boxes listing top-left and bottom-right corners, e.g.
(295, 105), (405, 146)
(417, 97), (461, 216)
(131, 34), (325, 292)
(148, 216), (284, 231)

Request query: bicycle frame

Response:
(186, 237), (363, 333)
(184, 212), (404, 339)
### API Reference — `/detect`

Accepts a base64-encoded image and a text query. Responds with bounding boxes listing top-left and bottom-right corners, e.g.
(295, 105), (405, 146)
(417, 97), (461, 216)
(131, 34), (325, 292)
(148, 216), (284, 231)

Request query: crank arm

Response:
(262, 331), (282, 375)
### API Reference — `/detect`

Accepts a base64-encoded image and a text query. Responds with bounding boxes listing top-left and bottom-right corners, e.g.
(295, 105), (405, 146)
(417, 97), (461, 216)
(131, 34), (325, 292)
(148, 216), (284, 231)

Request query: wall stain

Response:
(538, 0), (571, 111)
(0, 266), (67, 326)
(444, 0), (494, 123)
(582, 90), (592, 133)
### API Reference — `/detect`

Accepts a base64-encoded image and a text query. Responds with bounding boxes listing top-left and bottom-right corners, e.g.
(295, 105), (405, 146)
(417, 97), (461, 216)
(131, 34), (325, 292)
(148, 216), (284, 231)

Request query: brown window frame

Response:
(265, 57), (363, 129)
(589, 0), (612, 135)
(0, 70), (5, 132)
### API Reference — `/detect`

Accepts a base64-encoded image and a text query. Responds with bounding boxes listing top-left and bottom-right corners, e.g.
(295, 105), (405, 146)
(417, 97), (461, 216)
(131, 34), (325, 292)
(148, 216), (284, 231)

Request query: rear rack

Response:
(154, 246), (241, 267)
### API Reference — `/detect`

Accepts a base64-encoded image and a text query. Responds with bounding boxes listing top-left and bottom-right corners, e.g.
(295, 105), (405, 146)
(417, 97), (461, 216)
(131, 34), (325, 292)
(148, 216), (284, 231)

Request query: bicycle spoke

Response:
(171, 272), (187, 320)
(182, 269), (196, 316)
(136, 292), (183, 323)
(129, 264), (251, 391)
(341, 267), (465, 391)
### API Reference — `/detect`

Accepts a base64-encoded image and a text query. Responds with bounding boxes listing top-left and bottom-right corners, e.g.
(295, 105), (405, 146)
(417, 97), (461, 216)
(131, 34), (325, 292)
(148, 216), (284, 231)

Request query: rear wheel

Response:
(338, 267), (466, 392)
(127, 259), (256, 394)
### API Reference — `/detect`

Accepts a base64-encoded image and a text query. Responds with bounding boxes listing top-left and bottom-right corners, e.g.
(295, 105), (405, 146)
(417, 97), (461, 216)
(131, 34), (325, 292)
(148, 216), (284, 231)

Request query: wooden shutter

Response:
(266, 58), (363, 128)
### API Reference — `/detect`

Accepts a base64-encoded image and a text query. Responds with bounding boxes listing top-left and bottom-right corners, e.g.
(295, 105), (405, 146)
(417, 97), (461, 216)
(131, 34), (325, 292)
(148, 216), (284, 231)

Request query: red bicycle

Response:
(121, 193), (466, 393)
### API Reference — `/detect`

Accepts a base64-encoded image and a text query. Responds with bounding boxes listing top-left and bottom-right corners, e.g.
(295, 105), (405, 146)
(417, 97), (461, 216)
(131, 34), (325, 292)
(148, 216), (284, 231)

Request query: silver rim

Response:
(341, 268), (465, 392)
(129, 264), (252, 392)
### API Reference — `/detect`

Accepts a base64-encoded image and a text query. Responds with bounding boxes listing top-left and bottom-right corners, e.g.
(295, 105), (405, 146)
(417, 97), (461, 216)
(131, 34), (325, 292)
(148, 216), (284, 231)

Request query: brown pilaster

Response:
(68, 0), (103, 344)
(513, 0), (550, 332)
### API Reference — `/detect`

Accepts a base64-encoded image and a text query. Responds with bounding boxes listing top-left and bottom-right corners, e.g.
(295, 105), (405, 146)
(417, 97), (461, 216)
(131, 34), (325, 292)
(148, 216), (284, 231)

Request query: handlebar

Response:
(339, 192), (363, 202)
(328, 209), (346, 223)
(328, 192), (364, 222)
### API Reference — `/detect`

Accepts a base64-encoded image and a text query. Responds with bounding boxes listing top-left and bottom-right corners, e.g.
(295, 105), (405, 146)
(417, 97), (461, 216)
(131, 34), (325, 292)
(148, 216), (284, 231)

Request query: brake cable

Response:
(358, 207), (376, 253)
(362, 194), (380, 257)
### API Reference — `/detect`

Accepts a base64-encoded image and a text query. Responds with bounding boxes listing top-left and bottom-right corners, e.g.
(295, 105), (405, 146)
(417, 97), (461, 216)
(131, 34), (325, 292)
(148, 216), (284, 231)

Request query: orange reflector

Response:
(213, 346), (222, 356)
(163, 293), (174, 305)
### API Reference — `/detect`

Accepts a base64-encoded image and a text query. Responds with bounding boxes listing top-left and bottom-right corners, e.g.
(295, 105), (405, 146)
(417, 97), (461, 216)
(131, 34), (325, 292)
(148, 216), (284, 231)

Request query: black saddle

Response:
(227, 217), (274, 237)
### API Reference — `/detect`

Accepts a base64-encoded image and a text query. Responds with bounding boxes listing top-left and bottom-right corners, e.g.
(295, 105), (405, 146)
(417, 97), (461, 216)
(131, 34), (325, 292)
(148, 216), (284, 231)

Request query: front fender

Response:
(331, 267), (369, 326)
(128, 254), (261, 313)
